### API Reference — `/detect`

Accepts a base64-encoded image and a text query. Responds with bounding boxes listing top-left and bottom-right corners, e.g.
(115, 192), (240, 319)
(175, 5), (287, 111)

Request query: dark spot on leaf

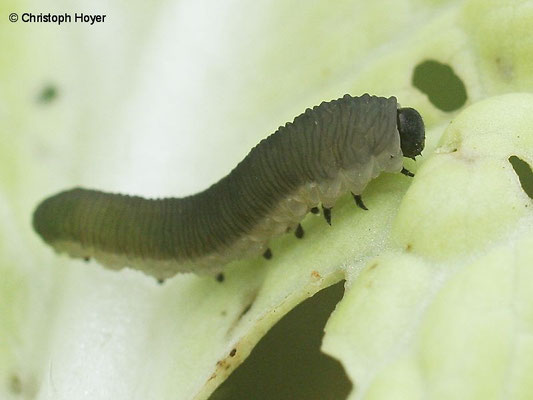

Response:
(412, 60), (467, 112)
(494, 56), (513, 82)
(9, 374), (22, 394)
(38, 84), (58, 104)
(263, 248), (273, 260)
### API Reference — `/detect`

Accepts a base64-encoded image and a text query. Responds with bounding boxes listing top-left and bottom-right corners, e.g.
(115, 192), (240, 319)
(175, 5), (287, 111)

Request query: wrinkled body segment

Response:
(33, 94), (420, 280)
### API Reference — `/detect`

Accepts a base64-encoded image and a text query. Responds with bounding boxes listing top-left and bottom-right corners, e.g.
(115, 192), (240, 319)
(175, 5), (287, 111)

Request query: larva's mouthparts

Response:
(397, 107), (425, 159)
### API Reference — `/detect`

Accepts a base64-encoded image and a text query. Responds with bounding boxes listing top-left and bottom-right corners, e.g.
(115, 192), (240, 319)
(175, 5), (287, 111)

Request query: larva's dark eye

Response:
(397, 107), (425, 159)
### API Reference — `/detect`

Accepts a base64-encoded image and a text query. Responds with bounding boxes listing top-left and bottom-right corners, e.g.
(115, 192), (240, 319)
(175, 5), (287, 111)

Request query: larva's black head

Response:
(397, 107), (425, 159)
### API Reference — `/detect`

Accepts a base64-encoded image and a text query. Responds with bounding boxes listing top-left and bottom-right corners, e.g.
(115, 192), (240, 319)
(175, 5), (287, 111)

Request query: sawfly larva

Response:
(33, 94), (425, 281)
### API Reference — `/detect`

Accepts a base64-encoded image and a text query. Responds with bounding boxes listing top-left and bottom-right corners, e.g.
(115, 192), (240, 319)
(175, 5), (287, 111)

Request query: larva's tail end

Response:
(32, 195), (57, 245)
(32, 188), (83, 247)
(33, 190), (104, 266)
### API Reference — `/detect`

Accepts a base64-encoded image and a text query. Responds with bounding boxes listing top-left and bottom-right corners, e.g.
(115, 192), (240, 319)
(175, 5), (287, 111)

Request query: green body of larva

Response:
(33, 94), (425, 280)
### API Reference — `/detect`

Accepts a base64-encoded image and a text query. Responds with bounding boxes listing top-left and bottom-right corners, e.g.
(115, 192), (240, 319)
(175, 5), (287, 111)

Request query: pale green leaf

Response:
(1, 0), (533, 399)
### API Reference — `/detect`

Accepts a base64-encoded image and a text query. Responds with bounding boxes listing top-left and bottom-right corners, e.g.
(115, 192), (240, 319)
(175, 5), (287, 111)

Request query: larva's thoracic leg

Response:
(83, 257), (90, 262)
(263, 248), (273, 260)
(310, 207), (320, 214)
(216, 273), (225, 282)
(322, 206), (332, 226)
(295, 224), (304, 239)
(401, 167), (415, 177)
(157, 278), (165, 285)
(352, 193), (368, 210)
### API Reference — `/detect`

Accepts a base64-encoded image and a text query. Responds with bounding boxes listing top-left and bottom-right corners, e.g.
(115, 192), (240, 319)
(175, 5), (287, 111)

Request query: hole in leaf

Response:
(509, 156), (533, 199)
(37, 84), (58, 104)
(210, 280), (351, 400)
(412, 60), (467, 112)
